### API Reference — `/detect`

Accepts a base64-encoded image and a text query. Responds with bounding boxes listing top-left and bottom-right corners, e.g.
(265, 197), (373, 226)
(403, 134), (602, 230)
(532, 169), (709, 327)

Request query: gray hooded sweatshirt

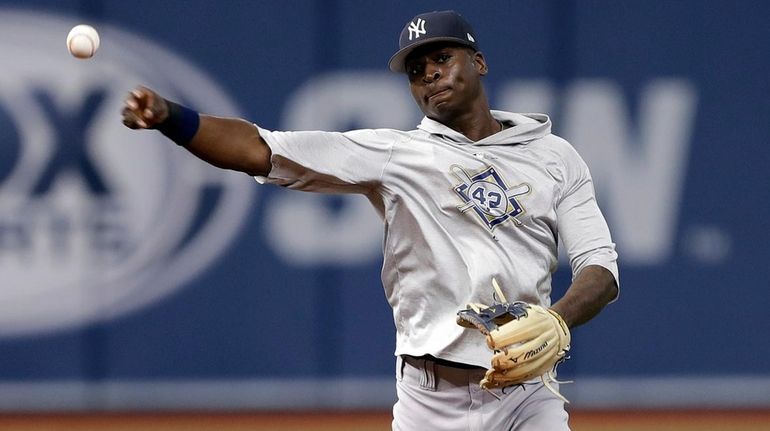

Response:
(257, 110), (618, 368)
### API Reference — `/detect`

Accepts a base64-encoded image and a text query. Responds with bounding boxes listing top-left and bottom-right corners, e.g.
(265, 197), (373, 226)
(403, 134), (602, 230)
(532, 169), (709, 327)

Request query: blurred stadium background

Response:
(0, 0), (768, 429)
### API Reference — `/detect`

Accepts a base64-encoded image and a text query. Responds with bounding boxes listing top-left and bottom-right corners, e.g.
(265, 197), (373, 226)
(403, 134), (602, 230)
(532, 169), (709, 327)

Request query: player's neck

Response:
(440, 104), (500, 142)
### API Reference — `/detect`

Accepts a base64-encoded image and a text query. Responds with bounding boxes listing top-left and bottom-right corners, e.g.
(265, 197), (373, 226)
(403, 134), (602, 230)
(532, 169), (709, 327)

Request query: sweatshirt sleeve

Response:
(556, 143), (620, 294)
(254, 126), (395, 194)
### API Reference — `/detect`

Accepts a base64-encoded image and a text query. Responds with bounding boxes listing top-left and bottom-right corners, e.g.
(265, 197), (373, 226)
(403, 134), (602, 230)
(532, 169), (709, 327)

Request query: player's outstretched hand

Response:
(122, 86), (169, 129)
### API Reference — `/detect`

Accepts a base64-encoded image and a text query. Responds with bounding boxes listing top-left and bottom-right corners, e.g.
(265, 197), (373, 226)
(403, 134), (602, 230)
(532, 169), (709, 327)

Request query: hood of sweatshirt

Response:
(416, 110), (551, 146)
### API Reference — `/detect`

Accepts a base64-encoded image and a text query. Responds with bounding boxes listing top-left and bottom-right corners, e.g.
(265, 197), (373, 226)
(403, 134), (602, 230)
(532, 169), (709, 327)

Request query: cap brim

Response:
(388, 37), (476, 73)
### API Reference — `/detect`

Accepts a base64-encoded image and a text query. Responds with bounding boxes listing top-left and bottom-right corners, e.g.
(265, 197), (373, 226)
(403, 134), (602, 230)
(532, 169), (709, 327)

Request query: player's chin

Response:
(427, 101), (461, 121)
(431, 98), (450, 109)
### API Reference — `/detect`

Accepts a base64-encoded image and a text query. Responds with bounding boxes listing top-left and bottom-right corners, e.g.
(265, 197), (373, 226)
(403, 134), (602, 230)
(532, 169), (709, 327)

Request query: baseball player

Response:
(122, 10), (618, 431)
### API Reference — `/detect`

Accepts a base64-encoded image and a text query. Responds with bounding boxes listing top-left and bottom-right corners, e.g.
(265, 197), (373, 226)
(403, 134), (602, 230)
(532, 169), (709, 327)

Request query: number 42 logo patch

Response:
(451, 164), (531, 230)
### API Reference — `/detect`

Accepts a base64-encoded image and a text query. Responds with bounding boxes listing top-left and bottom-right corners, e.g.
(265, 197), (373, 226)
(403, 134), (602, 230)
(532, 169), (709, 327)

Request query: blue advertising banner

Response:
(0, 0), (768, 410)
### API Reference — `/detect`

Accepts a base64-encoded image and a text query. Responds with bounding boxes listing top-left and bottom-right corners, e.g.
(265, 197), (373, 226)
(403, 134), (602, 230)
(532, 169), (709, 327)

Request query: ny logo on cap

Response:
(408, 18), (426, 40)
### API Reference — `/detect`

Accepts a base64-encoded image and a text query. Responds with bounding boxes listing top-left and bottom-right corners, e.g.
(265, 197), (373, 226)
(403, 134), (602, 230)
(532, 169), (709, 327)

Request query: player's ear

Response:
(472, 51), (489, 76)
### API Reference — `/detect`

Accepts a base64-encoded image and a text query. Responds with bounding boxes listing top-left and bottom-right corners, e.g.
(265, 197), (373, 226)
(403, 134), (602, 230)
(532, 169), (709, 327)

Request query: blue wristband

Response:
(156, 100), (200, 146)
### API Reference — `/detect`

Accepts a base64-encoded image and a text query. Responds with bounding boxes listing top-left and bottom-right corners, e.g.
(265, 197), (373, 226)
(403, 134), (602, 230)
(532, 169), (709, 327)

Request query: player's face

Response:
(405, 43), (488, 123)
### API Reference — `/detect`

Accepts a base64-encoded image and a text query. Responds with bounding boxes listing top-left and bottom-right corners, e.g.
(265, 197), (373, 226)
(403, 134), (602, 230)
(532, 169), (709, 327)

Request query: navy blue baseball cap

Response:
(388, 10), (480, 73)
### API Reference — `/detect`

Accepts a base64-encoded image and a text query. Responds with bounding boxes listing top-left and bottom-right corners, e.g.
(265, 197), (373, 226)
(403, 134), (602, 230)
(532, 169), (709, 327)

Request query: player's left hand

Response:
(456, 279), (571, 398)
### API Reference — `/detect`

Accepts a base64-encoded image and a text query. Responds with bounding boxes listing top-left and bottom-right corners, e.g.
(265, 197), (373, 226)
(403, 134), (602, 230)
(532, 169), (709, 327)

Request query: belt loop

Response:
(419, 358), (438, 392)
(396, 356), (405, 381)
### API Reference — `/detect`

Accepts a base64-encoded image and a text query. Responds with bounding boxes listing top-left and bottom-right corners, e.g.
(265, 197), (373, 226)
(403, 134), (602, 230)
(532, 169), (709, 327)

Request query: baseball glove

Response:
(457, 278), (571, 401)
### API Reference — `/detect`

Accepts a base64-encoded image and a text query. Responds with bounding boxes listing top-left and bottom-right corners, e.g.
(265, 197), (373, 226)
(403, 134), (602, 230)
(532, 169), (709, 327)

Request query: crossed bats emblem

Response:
(451, 164), (531, 230)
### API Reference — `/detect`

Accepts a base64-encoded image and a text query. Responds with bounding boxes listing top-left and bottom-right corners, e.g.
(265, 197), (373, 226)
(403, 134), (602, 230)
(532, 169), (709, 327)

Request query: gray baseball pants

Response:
(392, 355), (570, 431)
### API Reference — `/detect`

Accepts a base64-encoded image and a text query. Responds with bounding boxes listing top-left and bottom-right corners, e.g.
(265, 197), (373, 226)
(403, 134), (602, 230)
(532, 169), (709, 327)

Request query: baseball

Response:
(66, 24), (100, 59)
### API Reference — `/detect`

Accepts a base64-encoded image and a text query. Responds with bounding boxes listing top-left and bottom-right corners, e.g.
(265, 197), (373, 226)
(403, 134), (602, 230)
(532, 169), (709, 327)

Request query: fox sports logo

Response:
(0, 10), (254, 336)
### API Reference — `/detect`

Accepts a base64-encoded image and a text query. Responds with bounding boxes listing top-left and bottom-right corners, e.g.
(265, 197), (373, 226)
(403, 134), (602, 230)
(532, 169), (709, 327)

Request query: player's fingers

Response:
(123, 97), (143, 122)
(129, 86), (157, 111)
(125, 98), (138, 110)
(131, 86), (152, 102)
(121, 106), (148, 129)
(123, 86), (167, 128)
(124, 88), (147, 114)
